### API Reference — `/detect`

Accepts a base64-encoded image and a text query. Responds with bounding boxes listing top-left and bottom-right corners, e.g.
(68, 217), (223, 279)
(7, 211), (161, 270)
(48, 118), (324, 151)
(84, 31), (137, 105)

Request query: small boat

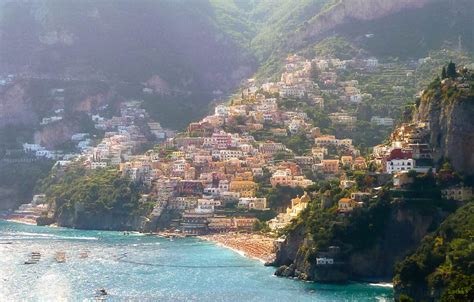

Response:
(79, 251), (89, 259)
(24, 252), (41, 264)
(55, 252), (66, 263)
(94, 288), (108, 300)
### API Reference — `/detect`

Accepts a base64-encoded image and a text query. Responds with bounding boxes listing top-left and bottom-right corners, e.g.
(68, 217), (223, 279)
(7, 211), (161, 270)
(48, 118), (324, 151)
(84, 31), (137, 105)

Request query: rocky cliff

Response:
(274, 201), (448, 282)
(0, 81), (37, 128)
(53, 201), (146, 231)
(393, 203), (474, 301)
(415, 76), (474, 174)
(289, 0), (430, 50)
(0, 0), (256, 96)
(37, 166), (153, 231)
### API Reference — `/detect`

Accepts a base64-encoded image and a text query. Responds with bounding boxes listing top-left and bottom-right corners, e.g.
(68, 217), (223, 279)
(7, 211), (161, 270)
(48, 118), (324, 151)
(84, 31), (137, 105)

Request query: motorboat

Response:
(24, 252), (41, 264)
(94, 288), (108, 300)
(55, 251), (66, 263)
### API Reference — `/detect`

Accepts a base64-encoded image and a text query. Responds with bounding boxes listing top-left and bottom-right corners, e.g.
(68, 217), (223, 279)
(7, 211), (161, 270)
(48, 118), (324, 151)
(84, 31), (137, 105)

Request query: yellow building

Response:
(287, 192), (310, 218)
(338, 198), (363, 212)
(340, 156), (353, 166)
(268, 192), (310, 230)
(229, 180), (258, 197)
(171, 151), (185, 158)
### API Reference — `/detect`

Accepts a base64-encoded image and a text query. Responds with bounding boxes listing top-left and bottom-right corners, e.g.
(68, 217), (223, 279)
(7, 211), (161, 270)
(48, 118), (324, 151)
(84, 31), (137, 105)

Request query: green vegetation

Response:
(285, 180), (393, 254)
(143, 92), (213, 130)
(249, 0), (332, 60)
(305, 36), (360, 60)
(394, 203), (474, 301)
(38, 165), (154, 229)
(0, 160), (55, 207)
(256, 185), (304, 212)
(337, 0), (474, 59)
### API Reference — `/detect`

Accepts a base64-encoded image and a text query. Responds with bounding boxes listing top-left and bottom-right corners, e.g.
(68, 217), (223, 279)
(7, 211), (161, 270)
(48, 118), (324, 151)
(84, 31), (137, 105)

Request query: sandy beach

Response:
(199, 233), (276, 263)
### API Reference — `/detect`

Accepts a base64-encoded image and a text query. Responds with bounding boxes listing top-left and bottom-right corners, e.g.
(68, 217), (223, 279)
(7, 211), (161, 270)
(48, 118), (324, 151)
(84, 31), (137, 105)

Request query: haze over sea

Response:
(0, 220), (392, 301)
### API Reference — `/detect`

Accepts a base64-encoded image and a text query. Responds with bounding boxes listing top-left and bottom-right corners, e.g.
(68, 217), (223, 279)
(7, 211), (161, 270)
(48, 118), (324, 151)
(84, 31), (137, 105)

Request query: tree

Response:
(310, 62), (319, 82)
(441, 66), (447, 79)
(446, 61), (457, 79)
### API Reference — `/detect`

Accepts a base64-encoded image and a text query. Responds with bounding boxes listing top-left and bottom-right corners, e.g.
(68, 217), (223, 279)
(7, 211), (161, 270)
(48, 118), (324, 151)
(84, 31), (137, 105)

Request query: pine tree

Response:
(447, 61), (457, 79)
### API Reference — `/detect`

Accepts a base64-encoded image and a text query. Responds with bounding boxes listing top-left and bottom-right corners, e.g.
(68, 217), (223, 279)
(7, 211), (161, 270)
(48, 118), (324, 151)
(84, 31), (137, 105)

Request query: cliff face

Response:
(393, 203), (474, 301)
(348, 206), (440, 279)
(37, 167), (152, 231)
(273, 224), (305, 266)
(415, 82), (474, 174)
(55, 202), (146, 231)
(34, 121), (78, 149)
(0, 81), (37, 127)
(289, 0), (430, 49)
(0, 0), (255, 93)
(275, 203), (446, 282)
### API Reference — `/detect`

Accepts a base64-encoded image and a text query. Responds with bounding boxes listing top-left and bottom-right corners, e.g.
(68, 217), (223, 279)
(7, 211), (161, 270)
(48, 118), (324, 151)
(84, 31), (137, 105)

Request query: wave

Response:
(369, 282), (393, 288)
(1, 232), (98, 241)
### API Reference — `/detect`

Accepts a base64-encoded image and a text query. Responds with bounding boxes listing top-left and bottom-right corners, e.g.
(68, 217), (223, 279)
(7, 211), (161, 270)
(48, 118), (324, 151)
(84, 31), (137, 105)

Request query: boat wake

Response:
(1, 232), (98, 241)
(369, 283), (393, 288)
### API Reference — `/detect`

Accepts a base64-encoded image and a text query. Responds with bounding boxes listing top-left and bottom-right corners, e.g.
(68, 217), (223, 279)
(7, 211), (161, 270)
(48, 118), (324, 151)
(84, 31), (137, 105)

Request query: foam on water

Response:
(370, 283), (394, 288)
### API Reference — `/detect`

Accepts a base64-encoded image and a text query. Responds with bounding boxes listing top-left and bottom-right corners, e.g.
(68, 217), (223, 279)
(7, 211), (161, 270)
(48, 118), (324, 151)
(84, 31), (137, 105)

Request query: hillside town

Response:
(9, 54), (472, 240)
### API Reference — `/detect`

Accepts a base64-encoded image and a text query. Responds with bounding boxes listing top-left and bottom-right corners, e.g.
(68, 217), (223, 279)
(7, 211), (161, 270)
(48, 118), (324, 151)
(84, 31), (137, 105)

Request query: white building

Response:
(371, 116), (395, 127)
(316, 258), (334, 265)
(238, 197), (267, 210)
(215, 105), (229, 117)
(219, 150), (243, 161)
(386, 158), (415, 174)
(91, 161), (108, 169)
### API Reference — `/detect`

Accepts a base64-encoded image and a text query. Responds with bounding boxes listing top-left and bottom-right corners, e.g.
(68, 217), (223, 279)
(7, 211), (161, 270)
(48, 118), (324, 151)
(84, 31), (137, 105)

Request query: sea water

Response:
(0, 220), (393, 301)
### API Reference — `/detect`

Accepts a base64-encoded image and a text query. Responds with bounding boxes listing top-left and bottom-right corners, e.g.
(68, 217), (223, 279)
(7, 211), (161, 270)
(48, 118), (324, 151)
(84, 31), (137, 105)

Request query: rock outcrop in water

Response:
(274, 69), (474, 285)
(273, 202), (448, 283)
(38, 165), (153, 231)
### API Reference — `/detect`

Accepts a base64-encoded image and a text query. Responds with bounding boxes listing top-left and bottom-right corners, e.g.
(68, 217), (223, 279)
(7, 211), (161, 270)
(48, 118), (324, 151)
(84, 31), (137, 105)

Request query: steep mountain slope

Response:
(282, 0), (473, 56)
(288, 0), (430, 51)
(0, 0), (256, 90)
(0, 0), (258, 129)
(334, 0), (474, 58)
(272, 70), (473, 290)
(414, 69), (474, 175)
(273, 189), (454, 283)
(252, 0), (474, 79)
(393, 203), (474, 301)
(1, 0), (472, 129)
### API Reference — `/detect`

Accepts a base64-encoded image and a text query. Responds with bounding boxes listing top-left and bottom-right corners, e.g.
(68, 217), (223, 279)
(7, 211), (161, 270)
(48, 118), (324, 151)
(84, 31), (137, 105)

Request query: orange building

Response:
(322, 160), (339, 174)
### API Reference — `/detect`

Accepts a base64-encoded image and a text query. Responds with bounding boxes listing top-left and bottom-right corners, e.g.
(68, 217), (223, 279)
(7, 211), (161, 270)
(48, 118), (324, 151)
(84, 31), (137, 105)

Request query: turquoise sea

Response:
(0, 220), (393, 301)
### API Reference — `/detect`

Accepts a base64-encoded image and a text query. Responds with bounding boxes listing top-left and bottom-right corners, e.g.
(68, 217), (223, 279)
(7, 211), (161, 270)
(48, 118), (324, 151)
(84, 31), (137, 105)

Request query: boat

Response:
(79, 251), (89, 259)
(24, 252), (41, 264)
(94, 288), (108, 300)
(55, 251), (66, 263)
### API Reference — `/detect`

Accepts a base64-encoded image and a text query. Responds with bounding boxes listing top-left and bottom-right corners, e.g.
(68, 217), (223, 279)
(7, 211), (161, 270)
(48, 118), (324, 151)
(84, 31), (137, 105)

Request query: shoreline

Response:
(1, 217), (38, 226)
(0, 217), (57, 227)
(0, 219), (394, 287)
(199, 232), (276, 264)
